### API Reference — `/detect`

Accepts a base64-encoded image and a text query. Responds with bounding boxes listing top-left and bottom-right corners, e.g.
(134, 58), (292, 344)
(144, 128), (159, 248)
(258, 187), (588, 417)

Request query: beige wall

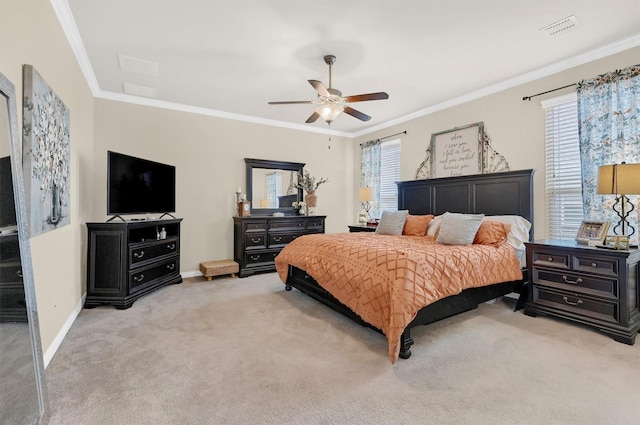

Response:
(1, 0), (95, 355)
(92, 100), (353, 272)
(354, 46), (640, 241)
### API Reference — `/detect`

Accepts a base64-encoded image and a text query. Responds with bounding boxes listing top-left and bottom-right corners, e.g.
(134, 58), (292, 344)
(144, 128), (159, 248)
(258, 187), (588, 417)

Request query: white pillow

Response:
(435, 212), (485, 245)
(375, 210), (409, 235)
(426, 214), (444, 236)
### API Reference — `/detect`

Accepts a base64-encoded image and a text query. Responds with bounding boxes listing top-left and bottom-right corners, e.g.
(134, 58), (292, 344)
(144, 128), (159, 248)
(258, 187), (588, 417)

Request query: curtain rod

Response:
(522, 83), (576, 101)
(361, 130), (407, 146)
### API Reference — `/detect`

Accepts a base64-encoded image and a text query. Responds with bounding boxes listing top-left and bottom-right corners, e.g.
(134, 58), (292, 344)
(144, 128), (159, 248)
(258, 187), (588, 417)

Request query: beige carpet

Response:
(45, 273), (640, 425)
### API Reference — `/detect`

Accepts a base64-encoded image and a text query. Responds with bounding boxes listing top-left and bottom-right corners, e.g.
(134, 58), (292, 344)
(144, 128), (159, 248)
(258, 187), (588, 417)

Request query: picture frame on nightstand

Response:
(575, 220), (610, 246)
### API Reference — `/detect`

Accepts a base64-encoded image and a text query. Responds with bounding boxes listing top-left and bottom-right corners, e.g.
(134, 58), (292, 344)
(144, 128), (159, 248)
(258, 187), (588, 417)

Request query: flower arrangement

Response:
(292, 201), (307, 215)
(296, 170), (329, 194)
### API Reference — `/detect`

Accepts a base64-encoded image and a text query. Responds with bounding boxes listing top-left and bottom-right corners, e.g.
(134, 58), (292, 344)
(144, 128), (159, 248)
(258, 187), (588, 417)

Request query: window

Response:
(378, 140), (401, 212)
(542, 93), (583, 239)
(360, 138), (401, 218)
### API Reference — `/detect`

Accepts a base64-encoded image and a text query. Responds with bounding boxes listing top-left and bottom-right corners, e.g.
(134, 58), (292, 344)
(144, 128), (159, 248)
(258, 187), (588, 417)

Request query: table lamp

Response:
(359, 187), (374, 222)
(597, 162), (640, 237)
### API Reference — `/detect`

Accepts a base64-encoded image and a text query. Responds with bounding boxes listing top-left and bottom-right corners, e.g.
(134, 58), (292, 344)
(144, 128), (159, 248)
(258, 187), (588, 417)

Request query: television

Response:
(107, 151), (176, 216)
(0, 156), (17, 230)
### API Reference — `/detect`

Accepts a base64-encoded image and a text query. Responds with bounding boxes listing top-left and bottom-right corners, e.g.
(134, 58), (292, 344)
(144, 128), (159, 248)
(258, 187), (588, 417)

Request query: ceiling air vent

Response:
(123, 83), (157, 98)
(118, 54), (159, 77)
(540, 15), (581, 37)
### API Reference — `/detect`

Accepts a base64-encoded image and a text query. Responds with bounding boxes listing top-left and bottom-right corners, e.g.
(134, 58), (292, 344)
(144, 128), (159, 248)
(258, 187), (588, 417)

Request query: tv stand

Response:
(106, 215), (126, 222)
(159, 212), (176, 219)
(85, 218), (182, 309)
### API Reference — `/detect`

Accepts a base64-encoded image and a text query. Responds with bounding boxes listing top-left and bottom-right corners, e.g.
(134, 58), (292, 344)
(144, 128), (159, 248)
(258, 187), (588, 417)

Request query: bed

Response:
(275, 169), (534, 363)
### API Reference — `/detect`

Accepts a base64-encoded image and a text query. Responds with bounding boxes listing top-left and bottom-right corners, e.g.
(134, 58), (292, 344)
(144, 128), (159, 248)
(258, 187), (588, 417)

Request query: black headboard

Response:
(397, 169), (535, 240)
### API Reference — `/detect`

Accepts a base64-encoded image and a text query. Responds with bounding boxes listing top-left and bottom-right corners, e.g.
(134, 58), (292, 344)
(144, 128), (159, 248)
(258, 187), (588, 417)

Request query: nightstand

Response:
(524, 240), (640, 344)
(348, 224), (377, 233)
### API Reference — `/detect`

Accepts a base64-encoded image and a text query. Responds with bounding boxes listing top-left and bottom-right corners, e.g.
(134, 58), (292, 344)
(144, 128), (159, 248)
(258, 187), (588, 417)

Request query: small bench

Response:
(199, 260), (239, 281)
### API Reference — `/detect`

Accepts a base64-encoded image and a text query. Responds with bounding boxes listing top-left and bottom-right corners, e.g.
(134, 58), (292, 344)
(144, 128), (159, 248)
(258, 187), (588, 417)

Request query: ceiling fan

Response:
(268, 55), (389, 124)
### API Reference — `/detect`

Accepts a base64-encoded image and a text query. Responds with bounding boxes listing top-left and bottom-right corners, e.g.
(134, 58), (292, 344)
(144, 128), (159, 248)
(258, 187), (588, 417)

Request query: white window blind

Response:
(379, 139), (401, 212)
(543, 95), (584, 239)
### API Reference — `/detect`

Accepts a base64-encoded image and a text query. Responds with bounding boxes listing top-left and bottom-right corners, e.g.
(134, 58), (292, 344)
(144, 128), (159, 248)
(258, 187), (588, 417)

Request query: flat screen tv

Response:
(107, 151), (176, 216)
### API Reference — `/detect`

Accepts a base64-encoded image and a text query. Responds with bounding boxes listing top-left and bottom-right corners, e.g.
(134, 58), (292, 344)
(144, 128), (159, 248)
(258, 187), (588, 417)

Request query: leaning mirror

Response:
(0, 71), (47, 424)
(245, 158), (304, 216)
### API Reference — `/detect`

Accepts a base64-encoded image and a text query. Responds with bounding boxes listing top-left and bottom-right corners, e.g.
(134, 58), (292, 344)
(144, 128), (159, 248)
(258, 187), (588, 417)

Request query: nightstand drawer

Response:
(572, 255), (618, 277)
(532, 250), (570, 270)
(532, 287), (619, 324)
(532, 269), (618, 299)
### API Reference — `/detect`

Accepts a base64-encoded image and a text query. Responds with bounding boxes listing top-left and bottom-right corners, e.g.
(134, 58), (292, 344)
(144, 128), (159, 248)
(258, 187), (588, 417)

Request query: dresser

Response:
(0, 233), (26, 322)
(524, 240), (640, 344)
(233, 216), (326, 278)
(85, 219), (182, 309)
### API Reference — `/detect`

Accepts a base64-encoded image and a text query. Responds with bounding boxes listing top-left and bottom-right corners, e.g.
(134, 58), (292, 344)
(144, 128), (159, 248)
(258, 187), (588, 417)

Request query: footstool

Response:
(199, 259), (239, 281)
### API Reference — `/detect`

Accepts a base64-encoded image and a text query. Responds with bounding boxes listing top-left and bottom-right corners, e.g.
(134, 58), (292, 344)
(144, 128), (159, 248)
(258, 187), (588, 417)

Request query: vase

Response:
(50, 183), (61, 224)
(305, 192), (317, 216)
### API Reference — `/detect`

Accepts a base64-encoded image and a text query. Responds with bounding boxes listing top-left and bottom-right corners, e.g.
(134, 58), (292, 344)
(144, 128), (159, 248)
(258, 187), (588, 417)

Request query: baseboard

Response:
(43, 293), (86, 368)
(181, 270), (203, 279)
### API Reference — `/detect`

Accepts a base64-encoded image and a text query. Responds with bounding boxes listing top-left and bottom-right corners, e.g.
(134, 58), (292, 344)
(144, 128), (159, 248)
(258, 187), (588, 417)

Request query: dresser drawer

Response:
(244, 221), (268, 232)
(572, 255), (618, 277)
(129, 257), (179, 293)
(245, 234), (266, 249)
(268, 232), (301, 248)
(0, 262), (23, 283)
(269, 220), (305, 231)
(532, 286), (619, 324)
(245, 250), (279, 267)
(532, 250), (570, 270)
(306, 218), (325, 230)
(532, 269), (618, 299)
(130, 238), (179, 267)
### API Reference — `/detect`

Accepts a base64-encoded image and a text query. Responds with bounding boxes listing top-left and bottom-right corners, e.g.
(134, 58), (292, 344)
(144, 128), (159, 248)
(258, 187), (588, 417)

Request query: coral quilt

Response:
(275, 232), (522, 363)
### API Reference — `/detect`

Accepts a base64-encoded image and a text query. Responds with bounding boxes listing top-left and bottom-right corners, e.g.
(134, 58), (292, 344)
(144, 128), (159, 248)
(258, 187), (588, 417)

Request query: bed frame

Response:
(285, 169), (534, 359)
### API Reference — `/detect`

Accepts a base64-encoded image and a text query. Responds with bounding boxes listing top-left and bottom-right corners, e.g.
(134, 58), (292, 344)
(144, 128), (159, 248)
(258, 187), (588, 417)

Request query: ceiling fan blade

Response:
(308, 80), (330, 97)
(305, 111), (321, 123)
(268, 100), (313, 105)
(343, 106), (371, 122)
(344, 92), (389, 103)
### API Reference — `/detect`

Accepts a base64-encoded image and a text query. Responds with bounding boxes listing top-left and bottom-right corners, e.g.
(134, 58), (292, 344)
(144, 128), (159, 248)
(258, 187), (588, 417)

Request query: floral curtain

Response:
(578, 64), (640, 242)
(360, 139), (381, 218)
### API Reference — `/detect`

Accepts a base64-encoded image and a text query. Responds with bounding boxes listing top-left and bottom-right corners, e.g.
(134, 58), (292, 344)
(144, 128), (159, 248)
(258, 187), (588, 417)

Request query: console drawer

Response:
(532, 269), (618, 299)
(129, 257), (179, 293)
(532, 286), (618, 324)
(130, 238), (178, 267)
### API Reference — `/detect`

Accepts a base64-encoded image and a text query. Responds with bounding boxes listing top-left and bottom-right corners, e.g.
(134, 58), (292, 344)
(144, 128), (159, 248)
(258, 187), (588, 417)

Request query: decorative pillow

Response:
(473, 220), (512, 246)
(375, 210), (409, 235)
(426, 214), (444, 236)
(402, 214), (434, 236)
(482, 215), (532, 253)
(435, 212), (484, 245)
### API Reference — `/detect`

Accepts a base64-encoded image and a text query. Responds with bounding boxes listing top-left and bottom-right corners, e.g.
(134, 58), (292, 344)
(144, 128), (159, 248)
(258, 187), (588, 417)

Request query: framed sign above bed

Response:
(430, 122), (484, 178)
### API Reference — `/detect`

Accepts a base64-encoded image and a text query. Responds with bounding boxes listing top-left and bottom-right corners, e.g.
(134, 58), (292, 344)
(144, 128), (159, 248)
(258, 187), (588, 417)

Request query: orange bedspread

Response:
(275, 232), (522, 363)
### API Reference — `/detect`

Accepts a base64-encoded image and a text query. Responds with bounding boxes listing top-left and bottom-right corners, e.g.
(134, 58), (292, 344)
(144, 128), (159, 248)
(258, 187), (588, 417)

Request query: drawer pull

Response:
(273, 236), (282, 242)
(166, 264), (175, 270)
(251, 255), (260, 261)
(547, 257), (553, 262)
(16, 269), (22, 278)
(591, 262), (597, 268)
(562, 275), (583, 284)
(133, 274), (145, 282)
(251, 238), (261, 243)
(167, 243), (176, 250)
(563, 296), (583, 306)
(134, 251), (145, 259)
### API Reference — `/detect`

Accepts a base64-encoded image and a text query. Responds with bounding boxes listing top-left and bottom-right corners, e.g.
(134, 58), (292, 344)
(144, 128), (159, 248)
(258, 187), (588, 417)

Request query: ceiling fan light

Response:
(316, 104), (343, 123)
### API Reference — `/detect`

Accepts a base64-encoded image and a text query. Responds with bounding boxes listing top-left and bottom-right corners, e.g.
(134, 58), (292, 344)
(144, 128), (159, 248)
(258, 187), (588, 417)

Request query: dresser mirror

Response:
(245, 158), (304, 216)
(0, 71), (47, 424)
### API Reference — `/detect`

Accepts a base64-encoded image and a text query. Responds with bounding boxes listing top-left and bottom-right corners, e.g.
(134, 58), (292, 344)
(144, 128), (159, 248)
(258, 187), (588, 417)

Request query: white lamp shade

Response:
(359, 187), (373, 202)
(316, 104), (343, 123)
(597, 163), (640, 194)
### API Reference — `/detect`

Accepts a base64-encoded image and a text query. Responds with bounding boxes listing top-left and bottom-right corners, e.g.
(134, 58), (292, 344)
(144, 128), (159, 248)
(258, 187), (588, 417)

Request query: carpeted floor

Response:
(45, 273), (640, 425)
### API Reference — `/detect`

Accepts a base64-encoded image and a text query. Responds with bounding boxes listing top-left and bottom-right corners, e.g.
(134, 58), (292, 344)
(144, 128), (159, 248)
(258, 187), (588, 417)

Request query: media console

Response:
(85, 218), (182, 309)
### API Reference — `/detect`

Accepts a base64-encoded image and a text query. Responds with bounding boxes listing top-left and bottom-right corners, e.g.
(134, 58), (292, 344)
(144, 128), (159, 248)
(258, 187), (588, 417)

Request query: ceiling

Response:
(58, 0), (640, 136)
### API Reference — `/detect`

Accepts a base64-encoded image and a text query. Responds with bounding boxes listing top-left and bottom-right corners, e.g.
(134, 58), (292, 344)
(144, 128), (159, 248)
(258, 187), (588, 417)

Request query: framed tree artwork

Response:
(22, 65), (71, 236)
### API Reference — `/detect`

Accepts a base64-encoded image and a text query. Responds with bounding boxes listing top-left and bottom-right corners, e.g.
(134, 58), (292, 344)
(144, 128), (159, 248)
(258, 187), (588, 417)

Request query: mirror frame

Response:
(0, 71), (48, 422)
(245, 158), (305, 216)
